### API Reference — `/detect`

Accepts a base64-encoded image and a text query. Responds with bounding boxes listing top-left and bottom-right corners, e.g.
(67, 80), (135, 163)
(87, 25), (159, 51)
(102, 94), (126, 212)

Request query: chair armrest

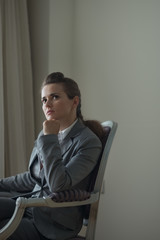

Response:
(0, 190), (99, 240)
(24, 190), (99, 208)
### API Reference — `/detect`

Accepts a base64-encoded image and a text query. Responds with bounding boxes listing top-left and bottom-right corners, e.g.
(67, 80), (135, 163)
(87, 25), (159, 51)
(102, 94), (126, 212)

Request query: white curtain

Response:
(0, 0), (35, 177)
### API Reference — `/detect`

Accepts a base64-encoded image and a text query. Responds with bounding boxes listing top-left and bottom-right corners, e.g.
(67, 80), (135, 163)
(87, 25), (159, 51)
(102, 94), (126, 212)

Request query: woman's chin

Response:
(46, 115), (54, 120)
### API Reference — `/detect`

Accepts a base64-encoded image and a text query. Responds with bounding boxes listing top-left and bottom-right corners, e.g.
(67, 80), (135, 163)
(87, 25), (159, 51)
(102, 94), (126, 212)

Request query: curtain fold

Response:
(0, 0), (4, 177)
(0, 0), (35, 177)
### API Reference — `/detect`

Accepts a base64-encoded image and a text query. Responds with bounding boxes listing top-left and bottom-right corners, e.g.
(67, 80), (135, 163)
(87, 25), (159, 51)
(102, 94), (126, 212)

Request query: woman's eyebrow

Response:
(50, 91), (64, 96)
(41, 92), (63, 99)
(50, 92), (58, 96)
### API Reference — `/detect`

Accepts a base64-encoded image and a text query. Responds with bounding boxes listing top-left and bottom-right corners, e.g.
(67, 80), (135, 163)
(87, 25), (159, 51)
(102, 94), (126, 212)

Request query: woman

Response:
(0, 72), (103, 240)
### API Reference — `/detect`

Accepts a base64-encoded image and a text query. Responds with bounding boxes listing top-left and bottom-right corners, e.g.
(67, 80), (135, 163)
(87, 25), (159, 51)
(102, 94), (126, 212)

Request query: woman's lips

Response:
(46, 110), (54, 115)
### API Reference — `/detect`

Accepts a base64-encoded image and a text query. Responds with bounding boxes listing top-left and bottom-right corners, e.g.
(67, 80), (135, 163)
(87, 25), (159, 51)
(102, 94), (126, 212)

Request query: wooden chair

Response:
(0, 121), (117, 240)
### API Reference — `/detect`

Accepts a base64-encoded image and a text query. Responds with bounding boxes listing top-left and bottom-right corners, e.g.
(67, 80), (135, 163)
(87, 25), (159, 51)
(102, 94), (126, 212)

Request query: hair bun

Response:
(52, 72), (64, 79)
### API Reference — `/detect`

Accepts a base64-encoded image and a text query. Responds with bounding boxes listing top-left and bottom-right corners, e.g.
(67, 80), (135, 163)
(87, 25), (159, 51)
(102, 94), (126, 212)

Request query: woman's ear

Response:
(73, 96), (79, 108)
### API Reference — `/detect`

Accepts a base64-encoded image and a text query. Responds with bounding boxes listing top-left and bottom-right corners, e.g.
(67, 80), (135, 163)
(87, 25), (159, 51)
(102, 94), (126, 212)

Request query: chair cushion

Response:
(49, 189), (90, 202)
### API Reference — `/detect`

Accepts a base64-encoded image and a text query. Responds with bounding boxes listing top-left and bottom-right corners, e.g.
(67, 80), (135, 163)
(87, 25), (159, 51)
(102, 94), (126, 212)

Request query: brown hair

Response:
(41, 72), (105, 141)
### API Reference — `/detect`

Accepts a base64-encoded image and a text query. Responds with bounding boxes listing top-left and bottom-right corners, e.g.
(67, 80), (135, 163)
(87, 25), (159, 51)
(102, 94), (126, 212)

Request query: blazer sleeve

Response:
(0, 171), (36, 192)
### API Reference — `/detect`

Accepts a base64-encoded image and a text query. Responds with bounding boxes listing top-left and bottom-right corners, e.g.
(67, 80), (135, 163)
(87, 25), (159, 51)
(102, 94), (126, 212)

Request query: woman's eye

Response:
(41, 94), (59, 104)
(52, 94), (59, 100)
(41, 98), (47, 104)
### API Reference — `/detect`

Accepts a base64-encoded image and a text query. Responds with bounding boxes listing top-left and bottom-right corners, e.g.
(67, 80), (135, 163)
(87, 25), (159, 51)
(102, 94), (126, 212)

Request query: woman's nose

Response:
(45, 98), (53, 107)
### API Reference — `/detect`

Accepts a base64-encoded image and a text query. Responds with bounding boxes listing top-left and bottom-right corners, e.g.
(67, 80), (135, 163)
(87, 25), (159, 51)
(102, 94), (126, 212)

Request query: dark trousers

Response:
(0, 197), (48, 240)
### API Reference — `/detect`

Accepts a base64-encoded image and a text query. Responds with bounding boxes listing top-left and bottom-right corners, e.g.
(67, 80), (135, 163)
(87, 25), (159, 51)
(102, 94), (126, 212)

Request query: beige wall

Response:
(28, 0), (160, 239)
(73, 1), (160, 240)
(48, 0), (74, 76)
(27, 0), (50, 134)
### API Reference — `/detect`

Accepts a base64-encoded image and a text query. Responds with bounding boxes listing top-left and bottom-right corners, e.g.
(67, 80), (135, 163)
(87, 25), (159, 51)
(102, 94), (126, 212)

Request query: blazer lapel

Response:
(29, 130), (44, 168)
(28, 145), (38, 169)
(60, 120), (85, 156)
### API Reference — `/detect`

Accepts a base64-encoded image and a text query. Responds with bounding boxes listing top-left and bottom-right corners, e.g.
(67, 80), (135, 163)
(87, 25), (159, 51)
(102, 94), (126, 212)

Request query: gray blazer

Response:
(0, 120), (102, 240)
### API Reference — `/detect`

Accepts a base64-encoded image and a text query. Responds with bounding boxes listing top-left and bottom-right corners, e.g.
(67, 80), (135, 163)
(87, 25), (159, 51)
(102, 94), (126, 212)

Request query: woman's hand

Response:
(43, 119), (60, 135)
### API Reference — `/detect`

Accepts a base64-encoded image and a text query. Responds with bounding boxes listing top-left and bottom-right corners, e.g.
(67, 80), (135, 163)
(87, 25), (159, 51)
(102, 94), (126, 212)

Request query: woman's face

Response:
(41, 83), (79, 124)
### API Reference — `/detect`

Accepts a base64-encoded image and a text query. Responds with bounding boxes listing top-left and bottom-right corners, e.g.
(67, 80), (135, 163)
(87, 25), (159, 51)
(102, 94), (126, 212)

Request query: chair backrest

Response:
(94, 121), (117, 193)
(78, 121), (118, 240)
